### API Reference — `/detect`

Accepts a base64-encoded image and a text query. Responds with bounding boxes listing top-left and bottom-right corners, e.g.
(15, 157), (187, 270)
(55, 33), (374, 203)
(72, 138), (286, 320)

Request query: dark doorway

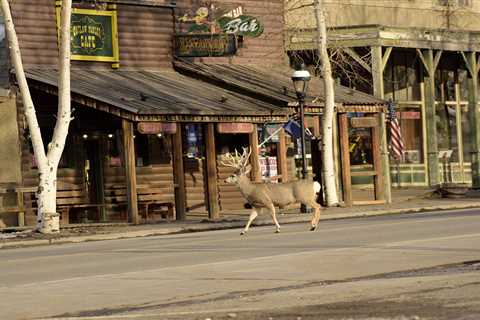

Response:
(84, 139), (106, 220)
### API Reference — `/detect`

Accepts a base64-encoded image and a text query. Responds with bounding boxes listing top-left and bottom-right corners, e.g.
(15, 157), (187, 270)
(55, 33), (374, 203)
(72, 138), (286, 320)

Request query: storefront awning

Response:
(25, 69), (291, 123)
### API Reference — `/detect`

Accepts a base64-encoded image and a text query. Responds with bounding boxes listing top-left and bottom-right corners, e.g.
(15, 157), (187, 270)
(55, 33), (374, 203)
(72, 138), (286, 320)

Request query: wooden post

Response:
(455, 83), (465, 183)
(465, 52), (480, 188)
(172, 124), (186, 220)
(372, 114), (384, 200)
(277, 129), (288, 182)
(249, 123), (261, 182)
(371, 45), (392, 203)
(338, 113), (352, 206)
(205, 123), (219, 219)
(122, 119), (139, 224)
(420, 83), (429, 185)
(418, 49), (442, 187)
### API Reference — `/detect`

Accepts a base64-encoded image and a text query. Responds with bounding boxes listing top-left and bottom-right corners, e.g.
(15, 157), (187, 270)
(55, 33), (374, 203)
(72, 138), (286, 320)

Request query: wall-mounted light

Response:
(82, 134), (88, 139)
(108, 134), (114, 139)
(157, 133), (163, 138)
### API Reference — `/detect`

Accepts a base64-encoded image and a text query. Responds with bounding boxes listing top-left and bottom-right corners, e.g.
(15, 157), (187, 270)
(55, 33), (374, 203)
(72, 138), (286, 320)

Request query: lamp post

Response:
(292, 67), (311, 181)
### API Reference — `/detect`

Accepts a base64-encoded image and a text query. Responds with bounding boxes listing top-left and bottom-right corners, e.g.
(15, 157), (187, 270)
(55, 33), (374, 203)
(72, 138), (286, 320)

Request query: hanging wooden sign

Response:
(55, 4), (119, 64)
(137, 122), (177, 134)
(350, 117), (378, 128)
(174, 34), (237, 57)
(217, 122), (254, 133)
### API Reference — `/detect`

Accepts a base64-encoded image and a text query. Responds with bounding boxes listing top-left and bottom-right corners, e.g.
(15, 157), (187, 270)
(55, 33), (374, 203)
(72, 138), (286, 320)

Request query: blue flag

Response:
(283, 119), (312, 139)
(283, 119), (302, 139)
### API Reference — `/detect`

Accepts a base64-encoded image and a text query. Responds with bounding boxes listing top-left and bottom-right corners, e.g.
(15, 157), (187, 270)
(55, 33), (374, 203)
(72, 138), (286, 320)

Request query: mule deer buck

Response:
(222, 147), (322, 235)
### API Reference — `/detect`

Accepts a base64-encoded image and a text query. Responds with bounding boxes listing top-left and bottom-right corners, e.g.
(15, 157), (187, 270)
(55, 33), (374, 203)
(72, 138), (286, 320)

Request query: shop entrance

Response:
(339, 113), (385, 206)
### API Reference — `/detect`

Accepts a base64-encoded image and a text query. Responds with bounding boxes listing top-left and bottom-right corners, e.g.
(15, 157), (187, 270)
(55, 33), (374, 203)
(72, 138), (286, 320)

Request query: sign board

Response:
(56, 6), (119, 63)
(174, 34), (237, 57)
(400, 111), (421, 119)
(438, 150), (453, 159)
(137, 122), (177, 134)
(350, 117), (378, 128)
(217, 122), (254, 134)
(217, 15), (264, 37)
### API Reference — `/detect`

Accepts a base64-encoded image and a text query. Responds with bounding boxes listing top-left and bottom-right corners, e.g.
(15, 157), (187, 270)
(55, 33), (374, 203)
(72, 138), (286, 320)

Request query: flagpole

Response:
(258, 126), (284, 149)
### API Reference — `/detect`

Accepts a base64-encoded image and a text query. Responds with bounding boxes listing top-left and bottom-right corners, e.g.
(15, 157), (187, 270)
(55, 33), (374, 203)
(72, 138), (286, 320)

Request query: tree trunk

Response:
(314, 0), (339, 206)
(37, 169), (59, 233)
(2, 0), (72, 233)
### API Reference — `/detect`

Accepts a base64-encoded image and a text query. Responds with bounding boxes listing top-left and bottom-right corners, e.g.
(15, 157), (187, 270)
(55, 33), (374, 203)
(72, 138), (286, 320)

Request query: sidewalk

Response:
(2, 188), (480, 249)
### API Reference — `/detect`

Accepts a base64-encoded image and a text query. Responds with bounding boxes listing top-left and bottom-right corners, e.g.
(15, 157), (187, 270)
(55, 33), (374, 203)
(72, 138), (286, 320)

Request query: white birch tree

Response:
(1, 0), (72, 233)
(314, 0), (339, 206)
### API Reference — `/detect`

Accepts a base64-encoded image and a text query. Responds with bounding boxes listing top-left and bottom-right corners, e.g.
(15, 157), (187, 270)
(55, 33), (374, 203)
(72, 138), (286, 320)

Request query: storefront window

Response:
(462, 105), (473, 163)
(184, 124), (204, 158)
(347, 113), (373, 166)
(399, 108), (424, 164)
(436, 104), (458, 162)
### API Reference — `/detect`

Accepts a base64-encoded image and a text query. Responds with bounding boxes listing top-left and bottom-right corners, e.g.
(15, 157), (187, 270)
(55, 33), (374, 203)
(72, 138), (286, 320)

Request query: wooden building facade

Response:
(286, 1), (480, 191)
(0, 0), (384, 227)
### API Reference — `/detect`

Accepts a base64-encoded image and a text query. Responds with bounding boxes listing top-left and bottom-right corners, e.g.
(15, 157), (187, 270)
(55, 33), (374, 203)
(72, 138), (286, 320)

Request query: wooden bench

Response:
(104, 184), (175, 222)
(56, 186), (106, 224)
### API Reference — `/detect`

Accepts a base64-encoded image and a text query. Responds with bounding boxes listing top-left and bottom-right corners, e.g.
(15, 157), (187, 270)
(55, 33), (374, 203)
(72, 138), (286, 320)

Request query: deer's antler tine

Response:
(220, 152), (239, 168)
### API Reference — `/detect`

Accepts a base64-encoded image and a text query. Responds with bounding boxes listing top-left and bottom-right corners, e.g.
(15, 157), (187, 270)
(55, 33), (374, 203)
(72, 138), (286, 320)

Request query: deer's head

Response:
(221, 147), (252, 184)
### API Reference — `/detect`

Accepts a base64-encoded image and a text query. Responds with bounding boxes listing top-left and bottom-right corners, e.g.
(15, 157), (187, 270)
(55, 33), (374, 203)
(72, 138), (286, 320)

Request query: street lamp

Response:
(291, 67), (311, 181)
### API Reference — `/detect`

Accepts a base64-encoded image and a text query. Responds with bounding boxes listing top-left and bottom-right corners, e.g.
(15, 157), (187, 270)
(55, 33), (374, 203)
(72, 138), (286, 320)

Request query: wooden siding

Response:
(11, 0), (283, 70)
(103, 165), (175, 219)
(10, 1), (174, 70)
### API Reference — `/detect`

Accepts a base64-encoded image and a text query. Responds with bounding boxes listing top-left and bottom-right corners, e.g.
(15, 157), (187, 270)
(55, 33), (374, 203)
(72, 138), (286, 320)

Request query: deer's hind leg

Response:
(241, 207), (259, 235)
(305, 201), (322, 231)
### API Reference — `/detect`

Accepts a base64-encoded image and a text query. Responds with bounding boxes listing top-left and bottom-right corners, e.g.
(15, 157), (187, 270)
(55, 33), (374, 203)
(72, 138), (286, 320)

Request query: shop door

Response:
(84, 139), (106, 219)
(183, 124), (207, 213)
(338, 113), (385, 206)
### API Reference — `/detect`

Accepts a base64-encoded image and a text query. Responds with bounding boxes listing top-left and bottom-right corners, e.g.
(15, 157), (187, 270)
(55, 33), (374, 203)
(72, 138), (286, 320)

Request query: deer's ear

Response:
(243, 164), (252, 175)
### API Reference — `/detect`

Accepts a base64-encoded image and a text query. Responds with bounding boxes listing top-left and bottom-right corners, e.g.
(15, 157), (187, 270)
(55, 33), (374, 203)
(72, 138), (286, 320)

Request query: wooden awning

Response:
(25, 69), (291, 123)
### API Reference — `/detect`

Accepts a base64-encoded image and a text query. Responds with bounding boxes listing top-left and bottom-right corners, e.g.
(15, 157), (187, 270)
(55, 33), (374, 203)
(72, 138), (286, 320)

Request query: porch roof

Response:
(173, 59), (385, 107)
(25, 69), (291, 123)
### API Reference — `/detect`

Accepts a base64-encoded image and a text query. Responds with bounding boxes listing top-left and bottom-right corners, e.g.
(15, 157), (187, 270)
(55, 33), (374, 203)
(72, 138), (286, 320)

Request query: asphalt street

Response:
(1, 209), (479, 319)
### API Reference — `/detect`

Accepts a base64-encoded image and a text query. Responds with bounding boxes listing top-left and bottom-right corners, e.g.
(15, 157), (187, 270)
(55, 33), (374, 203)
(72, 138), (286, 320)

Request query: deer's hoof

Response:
(275, 229), (281, 234)
(240, 231), (246, 235)
(310, 225), (317, 231)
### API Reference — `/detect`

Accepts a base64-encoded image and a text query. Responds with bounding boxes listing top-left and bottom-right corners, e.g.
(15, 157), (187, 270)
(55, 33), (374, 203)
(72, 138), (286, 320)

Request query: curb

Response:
(2, 203), (480, 249)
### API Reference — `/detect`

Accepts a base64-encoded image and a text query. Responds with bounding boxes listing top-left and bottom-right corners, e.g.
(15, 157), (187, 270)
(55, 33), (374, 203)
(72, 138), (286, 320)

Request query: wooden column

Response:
(464, 52), (480, 188)
(205, 123), (219, 219)
(418, 49), (442, 187)
(172, 124), (186, 220)
(249, 124), (261, 182)
(277, 129), (288, 182)
(372, 114), (384, 200)
(338, 113), (352, 206)
(122, 119), (139, 224)
(371, 45), (392, 203)
(454, 83), (465, 183)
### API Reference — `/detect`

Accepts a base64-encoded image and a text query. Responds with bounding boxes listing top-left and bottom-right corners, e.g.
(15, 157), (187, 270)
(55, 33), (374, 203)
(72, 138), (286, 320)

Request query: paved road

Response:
(1, 209), (480, 319)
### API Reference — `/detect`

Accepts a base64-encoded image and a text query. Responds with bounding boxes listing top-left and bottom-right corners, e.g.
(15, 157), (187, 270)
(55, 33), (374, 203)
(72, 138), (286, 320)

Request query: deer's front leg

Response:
(241, 208), (258, 235)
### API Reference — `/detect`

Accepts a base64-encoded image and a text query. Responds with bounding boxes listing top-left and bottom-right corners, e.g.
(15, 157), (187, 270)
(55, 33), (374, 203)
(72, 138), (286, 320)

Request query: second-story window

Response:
(437, 0), (472, 7)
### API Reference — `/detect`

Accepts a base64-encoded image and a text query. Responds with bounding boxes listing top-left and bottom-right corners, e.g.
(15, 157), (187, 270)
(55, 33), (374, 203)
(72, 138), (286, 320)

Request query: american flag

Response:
(387, 100), (405, 161)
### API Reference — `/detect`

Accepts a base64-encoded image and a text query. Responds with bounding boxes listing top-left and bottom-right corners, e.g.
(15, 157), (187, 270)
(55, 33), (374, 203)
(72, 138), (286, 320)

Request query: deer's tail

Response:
(313, 181), (321, 194)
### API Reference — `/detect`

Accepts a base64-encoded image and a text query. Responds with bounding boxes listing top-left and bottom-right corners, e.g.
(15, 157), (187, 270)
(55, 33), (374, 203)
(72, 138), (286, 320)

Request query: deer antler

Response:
(220, 152), (240, 168)
(220, 147), (252, 169)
